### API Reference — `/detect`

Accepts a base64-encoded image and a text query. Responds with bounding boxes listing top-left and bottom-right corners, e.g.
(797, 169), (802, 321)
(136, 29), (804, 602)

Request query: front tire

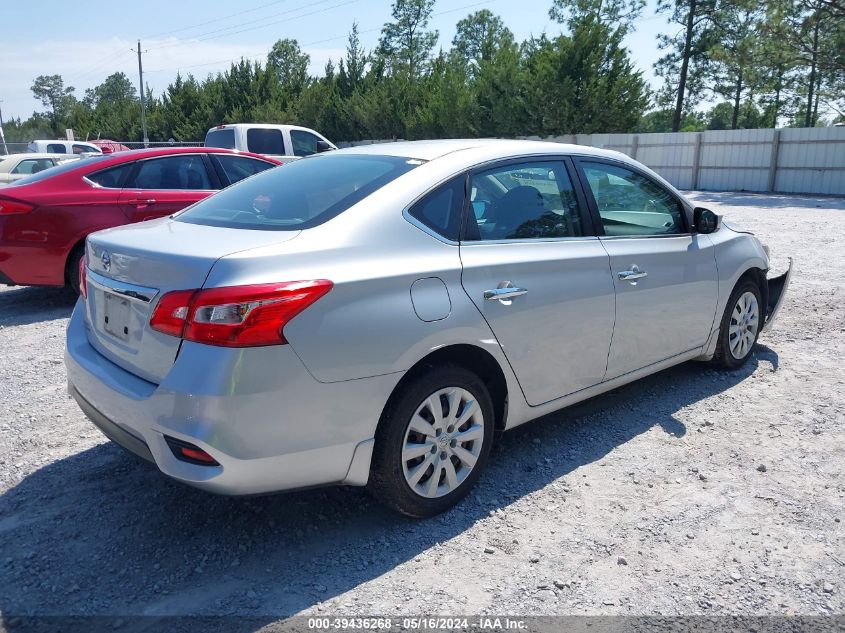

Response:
(713, 279), (762, 369)
(368, 365), (495, 518)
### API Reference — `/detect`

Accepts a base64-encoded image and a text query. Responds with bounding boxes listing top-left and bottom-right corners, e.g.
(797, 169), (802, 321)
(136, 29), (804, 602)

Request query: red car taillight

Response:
(78, 255), (88, 299)
(150, 280), (333, 347)
(0, 199), (35, 215)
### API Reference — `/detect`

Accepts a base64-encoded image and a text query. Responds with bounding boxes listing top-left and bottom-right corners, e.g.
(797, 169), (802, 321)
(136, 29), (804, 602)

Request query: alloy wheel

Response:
(729, 291), (760, 360)
(401, 387), (485, 499)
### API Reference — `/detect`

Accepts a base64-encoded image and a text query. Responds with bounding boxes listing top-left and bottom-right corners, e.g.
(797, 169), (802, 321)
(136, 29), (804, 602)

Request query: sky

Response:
(0, 0), (671, 122)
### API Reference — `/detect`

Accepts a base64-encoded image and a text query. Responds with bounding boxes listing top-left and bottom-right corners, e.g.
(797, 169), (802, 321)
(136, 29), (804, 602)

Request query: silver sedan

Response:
(65, 140), (791, 517)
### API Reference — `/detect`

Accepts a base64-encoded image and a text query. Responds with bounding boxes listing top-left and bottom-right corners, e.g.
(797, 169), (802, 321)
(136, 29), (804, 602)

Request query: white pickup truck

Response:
(204, 124), (336, 162)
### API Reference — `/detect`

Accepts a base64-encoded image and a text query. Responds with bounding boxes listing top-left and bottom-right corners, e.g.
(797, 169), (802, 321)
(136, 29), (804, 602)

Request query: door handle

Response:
(128, 198), (157, 206)
(484, 287), (528, 301)
(618, 266), (647, 282)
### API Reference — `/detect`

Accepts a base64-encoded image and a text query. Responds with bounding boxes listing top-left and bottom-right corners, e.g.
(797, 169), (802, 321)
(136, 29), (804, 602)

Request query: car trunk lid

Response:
(83, 217), (300, 383)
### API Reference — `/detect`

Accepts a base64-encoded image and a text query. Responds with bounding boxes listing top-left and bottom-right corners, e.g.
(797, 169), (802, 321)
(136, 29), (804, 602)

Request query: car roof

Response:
(336, 138), (630, 162)
(211, 123), (306, 131)
(91, 146), (282, 163)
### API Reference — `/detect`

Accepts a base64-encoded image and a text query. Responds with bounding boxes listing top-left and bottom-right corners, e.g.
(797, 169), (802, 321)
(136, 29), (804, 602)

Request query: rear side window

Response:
(247, 129), (285, 155)
(126, 156), (213, 190)
(73, 144), (96, 154)
(205, 129), (236, 149)
(466, 161), (583, 241)
(47, 143), (67, 154)
(8, 155), (108, 186)
(176, 154), (419, 231)
(12, 158), (55, 175)
(408, 176), (465, 241)
(212, 154), (275, 185)
(87, 163), (133, 188)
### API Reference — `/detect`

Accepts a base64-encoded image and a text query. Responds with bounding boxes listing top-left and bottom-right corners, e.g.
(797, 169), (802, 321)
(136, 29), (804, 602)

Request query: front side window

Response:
(176, 154), (419, 231)
(246, 128), (285, 155)
(581, 162), (685, 236)
(465, 161), (583, 241)
(290, 130), (321, 157)
(408, 176), (465, 241)
(12, 158), (55, 175)
(126, 156), (213, 190)
(212, 154), (276, 185)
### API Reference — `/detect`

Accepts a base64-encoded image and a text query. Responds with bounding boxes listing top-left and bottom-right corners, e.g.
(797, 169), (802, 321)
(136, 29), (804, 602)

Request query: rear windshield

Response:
(205, 128), (236, 149)
(175, 154), (420, 231)
(8, 155), (109, 186)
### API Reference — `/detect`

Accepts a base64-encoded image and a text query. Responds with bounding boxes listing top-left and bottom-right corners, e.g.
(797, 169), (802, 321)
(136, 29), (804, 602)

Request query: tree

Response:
(84, 72), (136, 108)
(705, 100), (763, 129)
(451, 10), (512, 72)
(757, 0), (802, 127)
(339, 22), (368, 97)
(707, 0), (766, 129)
(31, 74), (76, 129)
(637, 108), (706, 132)
(471, 29), (524, 136)
(655, 0), (719, 132)
(786, 0), (845, 126)
(267, 38), (310, 98)
(549, 0), (646, 34)
(521, 20), (650, 135)
(378, 0), (438, 81)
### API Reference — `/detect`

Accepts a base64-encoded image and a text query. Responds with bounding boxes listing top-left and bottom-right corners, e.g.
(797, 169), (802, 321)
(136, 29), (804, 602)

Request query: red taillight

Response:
(78, 255), (88, 299)
(150, 280), (332, 347)
(149, 289), (196, 337)
(0, 199), (35, 215)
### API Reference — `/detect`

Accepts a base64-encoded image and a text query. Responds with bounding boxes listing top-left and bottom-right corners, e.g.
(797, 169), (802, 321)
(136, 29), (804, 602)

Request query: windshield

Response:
(8, 155), (109, 186)
(175, 154), (421, 231)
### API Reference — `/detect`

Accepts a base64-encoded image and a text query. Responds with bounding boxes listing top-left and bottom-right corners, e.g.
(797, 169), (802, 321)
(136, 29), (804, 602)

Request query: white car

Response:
(204, 124), (335, 162)
(27, 140), (102, 156)
(0, 153), (80, 185)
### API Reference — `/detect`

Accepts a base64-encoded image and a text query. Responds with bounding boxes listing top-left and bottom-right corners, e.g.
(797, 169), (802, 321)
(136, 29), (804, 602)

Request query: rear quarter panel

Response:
(0, 183), (126, 285)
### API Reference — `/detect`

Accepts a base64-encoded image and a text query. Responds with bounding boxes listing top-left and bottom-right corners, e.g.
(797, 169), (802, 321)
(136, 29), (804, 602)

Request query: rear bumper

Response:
(65, 303), (397, 495)
(70, 385), (155, 463)
(762, 257), (792, 333)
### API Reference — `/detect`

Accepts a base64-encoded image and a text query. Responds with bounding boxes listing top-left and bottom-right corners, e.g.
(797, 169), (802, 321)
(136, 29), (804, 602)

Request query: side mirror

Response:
(315, 140), (333, 153)
(693, 207), (720, 234)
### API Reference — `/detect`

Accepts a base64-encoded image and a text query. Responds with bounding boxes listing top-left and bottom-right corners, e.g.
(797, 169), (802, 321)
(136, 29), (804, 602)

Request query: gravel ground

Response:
(0, 192), (843, 625)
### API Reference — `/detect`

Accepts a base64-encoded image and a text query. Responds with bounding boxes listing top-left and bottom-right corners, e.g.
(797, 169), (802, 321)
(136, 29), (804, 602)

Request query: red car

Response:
(0, 147), (280, 291)
(90, 139), (132, 154)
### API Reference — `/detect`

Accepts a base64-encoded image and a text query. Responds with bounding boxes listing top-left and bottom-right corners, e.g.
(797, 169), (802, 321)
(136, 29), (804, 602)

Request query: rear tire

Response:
(368, 365), (495, 518)
(712, 279), (762, 369)
(66, 244), (85, 295)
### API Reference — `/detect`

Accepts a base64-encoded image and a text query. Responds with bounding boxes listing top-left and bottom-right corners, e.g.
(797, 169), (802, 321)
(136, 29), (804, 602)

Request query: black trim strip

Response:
(69, 385), (155, 463)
